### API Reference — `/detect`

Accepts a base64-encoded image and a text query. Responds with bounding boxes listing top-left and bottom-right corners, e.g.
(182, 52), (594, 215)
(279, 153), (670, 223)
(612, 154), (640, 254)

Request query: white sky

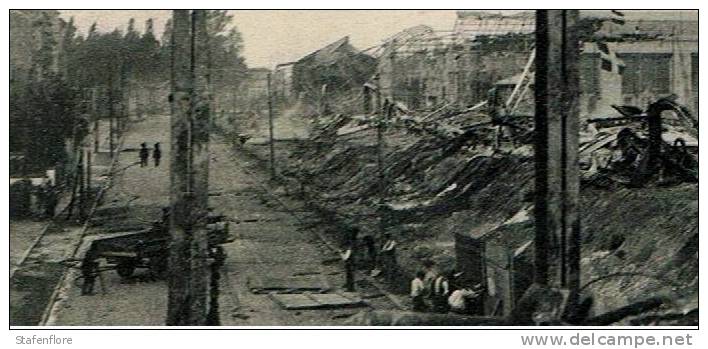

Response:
(58, 10), (697, 69)
(59, 10), (463, 68)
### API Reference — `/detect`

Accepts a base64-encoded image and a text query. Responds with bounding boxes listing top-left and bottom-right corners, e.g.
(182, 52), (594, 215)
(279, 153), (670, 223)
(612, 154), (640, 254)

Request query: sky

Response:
(59, 10), (461, 68)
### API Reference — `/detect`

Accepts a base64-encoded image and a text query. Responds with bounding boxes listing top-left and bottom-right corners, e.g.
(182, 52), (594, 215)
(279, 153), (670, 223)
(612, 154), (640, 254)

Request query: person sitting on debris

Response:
(139, 143), (149, 167)
(411, 270), (427, 312)
(431, 272), (451, 313)
(448, 285), (481, 315)
(153, 142), (162, 167)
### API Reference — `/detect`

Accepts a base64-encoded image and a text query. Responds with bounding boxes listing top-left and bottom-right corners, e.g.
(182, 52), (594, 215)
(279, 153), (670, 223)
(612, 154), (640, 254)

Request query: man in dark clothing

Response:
(430, 273), (451, 313)
(153, 142), (162, 167)
(42, 182), (57, 218)
(139, 143), (149, 167)
(340, 243), (355, 292)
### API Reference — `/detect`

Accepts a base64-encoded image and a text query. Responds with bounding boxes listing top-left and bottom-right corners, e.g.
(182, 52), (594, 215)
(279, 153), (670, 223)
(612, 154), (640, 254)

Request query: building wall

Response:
(272, 63), (294, 102)
(380, 41), (532, 110)
(612, 40), (698, 113)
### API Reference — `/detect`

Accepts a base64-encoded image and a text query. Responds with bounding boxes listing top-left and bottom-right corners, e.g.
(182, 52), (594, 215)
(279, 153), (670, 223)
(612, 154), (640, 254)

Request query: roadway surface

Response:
(44, 114), (399, 326)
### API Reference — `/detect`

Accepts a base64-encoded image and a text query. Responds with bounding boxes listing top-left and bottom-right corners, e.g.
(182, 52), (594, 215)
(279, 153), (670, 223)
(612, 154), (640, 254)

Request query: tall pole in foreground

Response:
(533, 10), (581, 309)
(167, 9), (211, 326)
(267, 72), (276, 179)
(190, 9), (211, 325)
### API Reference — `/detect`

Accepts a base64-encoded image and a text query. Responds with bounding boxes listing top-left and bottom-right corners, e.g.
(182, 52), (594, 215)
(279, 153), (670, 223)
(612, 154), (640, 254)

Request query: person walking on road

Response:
(153, 142), (162, 167)
(139, 143), (149, 167)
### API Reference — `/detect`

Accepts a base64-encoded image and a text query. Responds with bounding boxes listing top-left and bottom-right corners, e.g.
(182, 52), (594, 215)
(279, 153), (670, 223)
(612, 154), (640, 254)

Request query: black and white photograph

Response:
(4, 4), (702, 342)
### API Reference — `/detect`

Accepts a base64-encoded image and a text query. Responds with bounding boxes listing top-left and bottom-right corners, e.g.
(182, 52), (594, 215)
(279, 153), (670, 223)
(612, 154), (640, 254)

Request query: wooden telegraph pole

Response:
(190, 9), (212, 324)
(108, 75), (115, 157)
(267, 72), (276, 178)
(92, 88), (99, 153)
(533, 10), (581, 308)
(167, 9), (211, 326)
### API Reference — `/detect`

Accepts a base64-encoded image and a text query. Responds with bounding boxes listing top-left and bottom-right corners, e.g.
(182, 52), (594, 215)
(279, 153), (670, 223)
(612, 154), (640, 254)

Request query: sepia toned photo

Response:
(8, 9), (698, 328)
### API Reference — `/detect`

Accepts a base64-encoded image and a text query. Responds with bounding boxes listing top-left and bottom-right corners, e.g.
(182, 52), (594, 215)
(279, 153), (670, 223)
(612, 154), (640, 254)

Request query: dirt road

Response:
(44, 115), (398, 326)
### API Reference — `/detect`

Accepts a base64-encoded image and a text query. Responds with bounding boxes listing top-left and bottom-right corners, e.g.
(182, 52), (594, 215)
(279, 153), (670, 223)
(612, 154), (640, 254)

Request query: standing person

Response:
(431, 273), (450, 313)
(42, 181), (57, 218)
(378, 232), (397, 280)
(422, 259), (438, 293)
(340, 243), (355, 292)
(153, 143), (162, 167)
(410, 270), (427, 312)
(362, 235), (377, 271)
(139, 143), (149, 167)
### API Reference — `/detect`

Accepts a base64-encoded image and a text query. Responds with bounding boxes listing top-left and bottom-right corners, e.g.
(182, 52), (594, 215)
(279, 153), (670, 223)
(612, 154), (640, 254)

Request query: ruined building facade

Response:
(375, 11), (698, 118)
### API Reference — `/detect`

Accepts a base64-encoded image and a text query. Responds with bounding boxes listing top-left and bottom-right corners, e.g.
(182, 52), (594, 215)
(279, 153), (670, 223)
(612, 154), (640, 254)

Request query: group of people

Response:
(139, 142), (161, 167)
(338, 228), (398, 292)
(410, 261), (483, 315)
(335, 227), (482, 316)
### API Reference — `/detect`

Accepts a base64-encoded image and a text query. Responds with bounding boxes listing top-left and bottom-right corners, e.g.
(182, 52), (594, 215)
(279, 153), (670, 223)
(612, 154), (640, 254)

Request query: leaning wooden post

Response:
(533, 9), (581, 308)
(167, 9), (194, 326)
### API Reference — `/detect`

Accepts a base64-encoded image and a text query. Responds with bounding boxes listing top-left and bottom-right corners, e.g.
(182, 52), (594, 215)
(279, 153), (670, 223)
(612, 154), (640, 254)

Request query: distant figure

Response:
(139, 143), (149, 167)
(431, 273), (450, 313)
(340, 243), (355, 292)
(448, 286), (481, 315)
(422, 259), (439, 292)
(361, 235), (377, 270)
(153, 143), (162, 167)
(379, 232), (397, 280)
(42, 181), (57, 218)
(410, 270), (427, 312)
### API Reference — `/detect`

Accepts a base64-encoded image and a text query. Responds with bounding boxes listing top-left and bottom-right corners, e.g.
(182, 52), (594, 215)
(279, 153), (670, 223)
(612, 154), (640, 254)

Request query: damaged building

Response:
(276, 36), (377, 113)
(372, 10), (698, 120)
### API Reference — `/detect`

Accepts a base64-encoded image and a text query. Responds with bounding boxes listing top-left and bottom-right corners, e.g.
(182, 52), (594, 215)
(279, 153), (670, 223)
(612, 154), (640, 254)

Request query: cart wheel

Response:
(116, 260), (136, 278)
(148, 256), (168, 279)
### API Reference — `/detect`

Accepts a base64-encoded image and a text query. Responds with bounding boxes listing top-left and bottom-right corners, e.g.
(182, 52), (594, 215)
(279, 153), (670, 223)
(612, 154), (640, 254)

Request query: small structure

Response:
(454, 219), (535, 317)
(291, 36), (377, 108)
(272, 61), (296, 103)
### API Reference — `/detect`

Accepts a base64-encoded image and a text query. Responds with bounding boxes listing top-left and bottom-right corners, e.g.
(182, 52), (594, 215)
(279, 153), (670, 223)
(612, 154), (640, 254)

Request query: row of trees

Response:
(10, 10), (249, 177)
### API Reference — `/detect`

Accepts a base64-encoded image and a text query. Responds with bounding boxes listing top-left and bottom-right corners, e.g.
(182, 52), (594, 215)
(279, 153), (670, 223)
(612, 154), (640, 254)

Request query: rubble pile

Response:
(245, 95), (697, 325)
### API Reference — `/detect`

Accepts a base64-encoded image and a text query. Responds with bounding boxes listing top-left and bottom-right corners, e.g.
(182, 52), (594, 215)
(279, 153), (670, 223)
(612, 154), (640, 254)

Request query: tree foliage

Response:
(10, 10), (249, 174)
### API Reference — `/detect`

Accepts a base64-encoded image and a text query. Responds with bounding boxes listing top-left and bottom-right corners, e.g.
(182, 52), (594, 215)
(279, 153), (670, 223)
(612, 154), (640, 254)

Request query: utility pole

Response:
(92, 88), (99, 153)
(533, 10), (581, 311)
(190, 8), (211, 325)
(267, 72), (276, 178)
(377, 100), (391, 238)
(78, 146), (85, 220)
(86, 148), (92, 200)
(167, 9), (211, 326)
(108, 76), (115, 157)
